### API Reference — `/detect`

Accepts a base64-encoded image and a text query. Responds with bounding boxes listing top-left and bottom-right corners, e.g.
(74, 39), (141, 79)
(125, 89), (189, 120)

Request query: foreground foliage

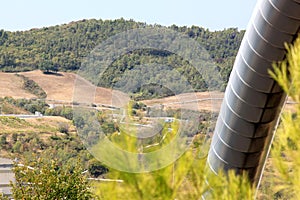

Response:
(95, 149), (254, 200)
(267, 36), (300, 199)
(12, 155), (94, 200)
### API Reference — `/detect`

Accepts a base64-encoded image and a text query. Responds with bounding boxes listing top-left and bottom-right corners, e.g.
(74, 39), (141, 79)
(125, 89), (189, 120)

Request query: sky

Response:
(1, 0), (258, 31)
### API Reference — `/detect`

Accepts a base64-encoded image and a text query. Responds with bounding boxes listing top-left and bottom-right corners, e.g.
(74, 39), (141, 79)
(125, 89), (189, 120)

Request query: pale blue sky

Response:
(1, 0), (258, 31)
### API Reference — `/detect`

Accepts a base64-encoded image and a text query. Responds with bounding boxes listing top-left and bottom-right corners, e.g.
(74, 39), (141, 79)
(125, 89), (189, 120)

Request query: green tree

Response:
(11, 156), (94, 200)
(0, 134), (7, 146)
(12, 141), (22, 153)
(57, 122), (69, 134)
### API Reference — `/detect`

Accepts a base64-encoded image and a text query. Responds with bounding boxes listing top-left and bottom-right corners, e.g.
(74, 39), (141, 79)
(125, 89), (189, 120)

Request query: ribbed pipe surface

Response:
(207, 0), (300, 185)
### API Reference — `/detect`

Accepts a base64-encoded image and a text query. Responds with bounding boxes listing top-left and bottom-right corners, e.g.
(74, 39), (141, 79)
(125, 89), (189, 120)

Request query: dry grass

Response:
(0, 71), (220, 110)
(0, 116), (73, 135)
(19, 70), (130, 107)
(0, 72), (35, 99)
(0, 102), (30, 114)
(142, 91), (223, 112)
(0, 70), (294, 113)
(20, 71), (77, 102)
(0, 116), (76, 158)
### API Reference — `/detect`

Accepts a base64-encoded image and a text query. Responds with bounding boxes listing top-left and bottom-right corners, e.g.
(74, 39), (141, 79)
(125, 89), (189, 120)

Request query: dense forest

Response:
(0, 18), (244, 94)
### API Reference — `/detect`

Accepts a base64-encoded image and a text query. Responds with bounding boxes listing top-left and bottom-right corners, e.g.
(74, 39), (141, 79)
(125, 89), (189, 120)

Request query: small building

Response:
(35, 111), (43, 117)
(0, 158), (15, 198)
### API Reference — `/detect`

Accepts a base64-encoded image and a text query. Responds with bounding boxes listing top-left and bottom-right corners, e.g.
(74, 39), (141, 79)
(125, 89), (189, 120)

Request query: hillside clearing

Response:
(0, 116), (74, 135)
(0, 72), (36, 99)
(19, 70), (130, 107)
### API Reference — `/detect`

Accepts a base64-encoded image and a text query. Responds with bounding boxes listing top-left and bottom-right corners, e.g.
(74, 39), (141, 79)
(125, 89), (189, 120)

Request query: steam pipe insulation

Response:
(207, 0), (300, 186)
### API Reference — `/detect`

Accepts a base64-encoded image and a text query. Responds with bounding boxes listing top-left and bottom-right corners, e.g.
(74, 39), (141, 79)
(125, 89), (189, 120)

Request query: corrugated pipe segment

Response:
(207, 0), (300, 185)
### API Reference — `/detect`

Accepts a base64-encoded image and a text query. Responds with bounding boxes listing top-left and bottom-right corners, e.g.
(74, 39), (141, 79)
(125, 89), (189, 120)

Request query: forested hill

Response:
(0, 18), (244, 92)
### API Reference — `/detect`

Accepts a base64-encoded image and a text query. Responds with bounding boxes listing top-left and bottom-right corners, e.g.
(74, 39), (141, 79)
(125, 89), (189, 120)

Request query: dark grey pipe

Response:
(207, 0), (300, 185)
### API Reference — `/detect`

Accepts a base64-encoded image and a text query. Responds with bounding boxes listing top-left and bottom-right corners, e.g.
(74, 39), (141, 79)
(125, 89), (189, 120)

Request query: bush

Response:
(88, 159), (108, 178)
(58, 122), (69, 134)
(45, 106), (73, 120)
(15, 74), (47, 98)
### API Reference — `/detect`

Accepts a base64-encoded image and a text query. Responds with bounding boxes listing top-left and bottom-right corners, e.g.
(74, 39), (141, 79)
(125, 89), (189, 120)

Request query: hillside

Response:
(0, 19), (244, 93)
(1, 70), (295, 113)
(0, 70), (129, 106)
(0, 70), (226, 112)
(0, 115), (97, 176)
(19, 70), (81, 102)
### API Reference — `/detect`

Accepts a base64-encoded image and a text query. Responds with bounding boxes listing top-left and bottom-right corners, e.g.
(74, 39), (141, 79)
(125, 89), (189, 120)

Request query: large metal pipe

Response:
(207, 0), (300, 185)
